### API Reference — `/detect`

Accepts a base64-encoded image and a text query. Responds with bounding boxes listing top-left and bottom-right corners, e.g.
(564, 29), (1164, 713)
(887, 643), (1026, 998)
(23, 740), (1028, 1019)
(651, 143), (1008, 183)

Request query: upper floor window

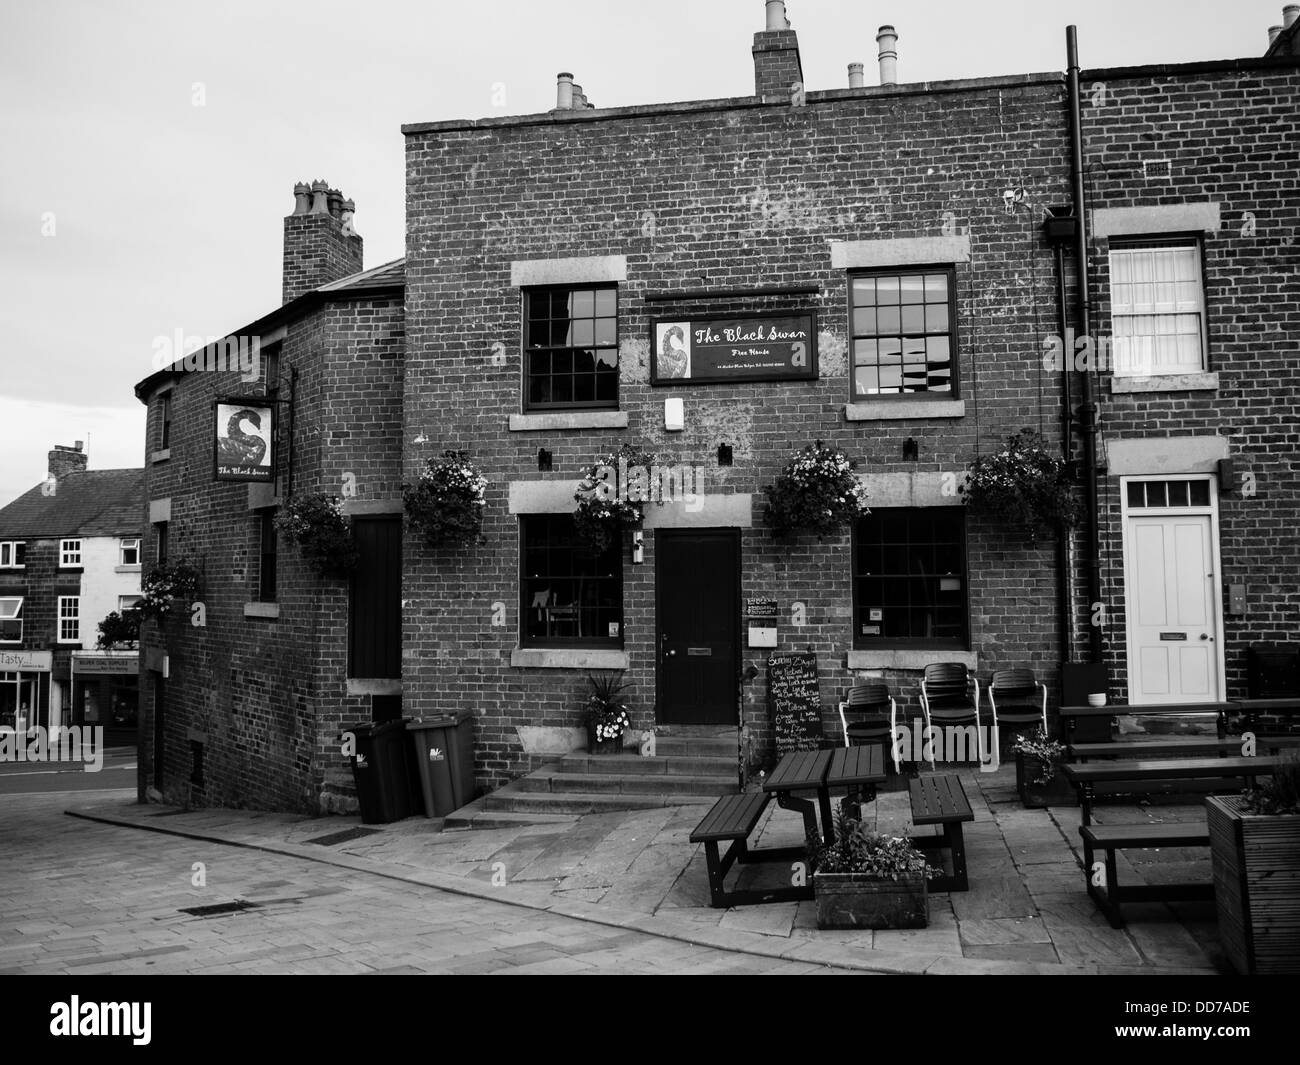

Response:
(119, 594), (143, 612)
(520, 515), (621, 648)
(57, 596), (80, 644)
(59, 539), (82, 567)
(524, 285), (618, 411)
(1109, 240), (1206, 377)
(852, 508), (968, 649)
(120, 538), (140, 566)
(158, 391), (172, 449)
(0, 541), (24, 568)
(155, 522), (168, 563)
(0, 597), (22, 643)
(258, 511), (277, 603)
(851, 269), (956, 399)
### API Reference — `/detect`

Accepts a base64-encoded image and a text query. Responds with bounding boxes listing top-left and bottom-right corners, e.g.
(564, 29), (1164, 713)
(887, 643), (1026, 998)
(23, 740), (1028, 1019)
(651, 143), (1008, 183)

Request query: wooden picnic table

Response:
(1059, 701), (1234, 742)
(1062, 754), (1280, 825)
(1229, 698), (1300, 732)
(764, 749), (835, 847)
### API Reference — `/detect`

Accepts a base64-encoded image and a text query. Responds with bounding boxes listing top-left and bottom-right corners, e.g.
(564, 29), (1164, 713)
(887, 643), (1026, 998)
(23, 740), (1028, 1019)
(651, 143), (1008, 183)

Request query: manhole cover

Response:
(305, 827), (382, 847)
(178, 900), (260, 917)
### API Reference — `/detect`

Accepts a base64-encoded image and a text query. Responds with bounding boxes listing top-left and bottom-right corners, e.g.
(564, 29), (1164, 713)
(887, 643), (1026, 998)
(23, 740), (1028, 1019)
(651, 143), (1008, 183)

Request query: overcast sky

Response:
(0, 0), (1285, 505)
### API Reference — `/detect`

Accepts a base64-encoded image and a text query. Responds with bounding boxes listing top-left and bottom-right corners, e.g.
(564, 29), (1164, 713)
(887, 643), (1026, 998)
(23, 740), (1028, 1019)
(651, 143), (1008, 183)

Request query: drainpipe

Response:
(1054, 237), (1074, 665)
(1067, 26), (1103, 664)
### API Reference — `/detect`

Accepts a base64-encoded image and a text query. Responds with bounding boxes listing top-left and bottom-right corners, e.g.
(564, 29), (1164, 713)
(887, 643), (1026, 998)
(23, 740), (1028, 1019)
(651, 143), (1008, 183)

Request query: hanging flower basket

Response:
(96, 609), (140, 649)
(762, 440), (869, 538)
(274, 493), (358, 577)
(573, 443), (655, 553)
(404, 451), (489, 548)
(136, 558), (202, 627)
(959, 428), (1083, 543)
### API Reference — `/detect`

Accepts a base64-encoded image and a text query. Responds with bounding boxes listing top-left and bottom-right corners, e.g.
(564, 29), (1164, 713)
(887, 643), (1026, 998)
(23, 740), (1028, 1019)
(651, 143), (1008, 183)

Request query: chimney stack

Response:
(753, 1), (803, 100)
(48, 442), (88, 482)
(848, 62), (865, 88)
(877, 25), (898, 85)
(282, 179), (364, 304)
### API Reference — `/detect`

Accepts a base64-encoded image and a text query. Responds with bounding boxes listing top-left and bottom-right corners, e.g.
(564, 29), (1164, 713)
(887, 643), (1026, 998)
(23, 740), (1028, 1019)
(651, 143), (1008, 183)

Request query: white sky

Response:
(0, 0), (1286, 505)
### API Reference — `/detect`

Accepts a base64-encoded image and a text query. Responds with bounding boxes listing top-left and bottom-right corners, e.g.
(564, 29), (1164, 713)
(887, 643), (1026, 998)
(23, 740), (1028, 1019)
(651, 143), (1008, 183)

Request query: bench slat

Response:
(1080, 823), (1210, 848)
(690, 792), (770, 843)
(909, 774), (974, 825)
(1064, 755), (1280, 784)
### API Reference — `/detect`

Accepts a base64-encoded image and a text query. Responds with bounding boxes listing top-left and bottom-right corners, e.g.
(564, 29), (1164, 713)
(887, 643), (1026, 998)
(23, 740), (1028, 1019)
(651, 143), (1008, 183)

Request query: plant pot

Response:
(813, 871), (928, 929)
(1207, 795), (1300, 974)
(1015, 752), (1076, 808)
(586, 721), (624, 756)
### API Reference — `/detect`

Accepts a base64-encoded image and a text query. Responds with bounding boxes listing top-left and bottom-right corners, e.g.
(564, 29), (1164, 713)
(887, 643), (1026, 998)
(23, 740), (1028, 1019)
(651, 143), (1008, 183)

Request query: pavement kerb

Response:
(63, 805), (1216, 977)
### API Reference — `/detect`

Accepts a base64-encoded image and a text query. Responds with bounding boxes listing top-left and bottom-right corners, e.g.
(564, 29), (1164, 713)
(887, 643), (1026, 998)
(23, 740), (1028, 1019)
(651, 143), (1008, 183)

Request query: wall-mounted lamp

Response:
(717, 443), (733, 466)
(537, 448), (553, 472)
(632, 530), (644, 564)
(902, 438), (919, 461)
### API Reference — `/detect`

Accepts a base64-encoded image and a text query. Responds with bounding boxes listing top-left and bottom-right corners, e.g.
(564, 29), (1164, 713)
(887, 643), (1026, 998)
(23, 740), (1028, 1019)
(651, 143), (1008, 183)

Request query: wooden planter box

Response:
(1015, 753), (1076, 808)
(585, 722), (624, 756)
(1207, 795), (1300, 974)
(813, 871), (928, 930)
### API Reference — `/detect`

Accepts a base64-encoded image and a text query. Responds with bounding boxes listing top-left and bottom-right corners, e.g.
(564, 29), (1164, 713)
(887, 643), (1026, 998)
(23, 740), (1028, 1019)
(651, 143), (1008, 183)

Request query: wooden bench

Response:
(1079, 822), (1213, 928)
(1069, 735), (1300, 761)
(689, 792), (814, 908)
(1063, 755), (1280, 826)
(1059, 702), (1235, 745)
(908, 774), (974, 892)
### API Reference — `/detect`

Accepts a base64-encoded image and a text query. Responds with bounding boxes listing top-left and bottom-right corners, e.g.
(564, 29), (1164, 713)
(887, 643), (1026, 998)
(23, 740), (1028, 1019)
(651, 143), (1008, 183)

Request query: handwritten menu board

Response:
(767, 652), (824, 756)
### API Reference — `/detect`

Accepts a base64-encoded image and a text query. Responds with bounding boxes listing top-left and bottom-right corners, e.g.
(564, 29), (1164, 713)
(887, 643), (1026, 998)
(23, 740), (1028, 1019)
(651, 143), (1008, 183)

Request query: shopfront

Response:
(0, 650), (52, 732)
(70, 651), (139, 734)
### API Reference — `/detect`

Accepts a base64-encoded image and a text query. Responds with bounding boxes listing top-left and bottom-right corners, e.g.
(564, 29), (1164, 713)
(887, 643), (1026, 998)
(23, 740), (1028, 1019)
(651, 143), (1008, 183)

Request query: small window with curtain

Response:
(524, 285), (619, 410)
(853, 508), (968, 649)
(1108, 239), (1206, 376)
(520, 516), (622, 647)
(258, 511), (277, 603)
(0, 597), (22, 642)
(850, 268), (956, 399)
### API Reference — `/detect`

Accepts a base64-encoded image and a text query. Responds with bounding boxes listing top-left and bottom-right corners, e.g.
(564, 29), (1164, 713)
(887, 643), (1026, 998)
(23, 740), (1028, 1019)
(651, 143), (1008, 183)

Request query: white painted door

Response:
(1126, 513), (1218, 703)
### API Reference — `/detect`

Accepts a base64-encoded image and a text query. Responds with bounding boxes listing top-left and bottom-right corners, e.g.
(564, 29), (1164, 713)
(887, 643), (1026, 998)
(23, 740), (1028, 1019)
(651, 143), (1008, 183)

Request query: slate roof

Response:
(317, 257), (405, 292)
(0, 468), (145, 539)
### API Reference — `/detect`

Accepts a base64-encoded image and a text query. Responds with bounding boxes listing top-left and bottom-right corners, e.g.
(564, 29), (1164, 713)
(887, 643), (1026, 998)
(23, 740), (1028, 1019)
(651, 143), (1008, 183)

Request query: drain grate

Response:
(305, 827), (382, 847)
(179, 899), (260, 917)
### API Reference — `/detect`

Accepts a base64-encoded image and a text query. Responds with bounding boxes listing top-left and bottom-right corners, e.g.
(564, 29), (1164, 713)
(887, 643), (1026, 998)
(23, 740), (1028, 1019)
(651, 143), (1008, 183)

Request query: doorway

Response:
(1121, 476), (1224, 704)
(655, 529), (740, 725)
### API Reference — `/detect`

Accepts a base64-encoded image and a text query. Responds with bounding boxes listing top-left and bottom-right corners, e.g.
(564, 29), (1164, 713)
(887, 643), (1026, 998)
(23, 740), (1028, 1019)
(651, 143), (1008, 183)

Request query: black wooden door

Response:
(349, 517), (402, 679)
(656, 529), (739, 724)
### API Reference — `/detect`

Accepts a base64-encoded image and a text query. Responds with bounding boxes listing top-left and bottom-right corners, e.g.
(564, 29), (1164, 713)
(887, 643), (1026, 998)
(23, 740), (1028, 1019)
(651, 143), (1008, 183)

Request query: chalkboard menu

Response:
(650, 314), (818, 385)
(767, 652), (825, 756)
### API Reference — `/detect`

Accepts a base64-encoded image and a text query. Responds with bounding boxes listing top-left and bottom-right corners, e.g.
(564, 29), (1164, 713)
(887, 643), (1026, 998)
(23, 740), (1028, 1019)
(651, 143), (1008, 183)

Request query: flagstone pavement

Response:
(31, 760), (1231, 975)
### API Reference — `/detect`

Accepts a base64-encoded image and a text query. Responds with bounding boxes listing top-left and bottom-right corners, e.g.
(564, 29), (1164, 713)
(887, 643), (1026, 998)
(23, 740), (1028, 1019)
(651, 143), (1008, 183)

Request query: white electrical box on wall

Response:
(664, 397), (684, 431)
(747, 625), (778, 648)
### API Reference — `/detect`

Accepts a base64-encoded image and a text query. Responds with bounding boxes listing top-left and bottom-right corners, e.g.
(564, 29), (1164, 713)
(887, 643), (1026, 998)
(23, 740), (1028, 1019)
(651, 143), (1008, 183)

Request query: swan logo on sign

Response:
(213, 398), (275, 482)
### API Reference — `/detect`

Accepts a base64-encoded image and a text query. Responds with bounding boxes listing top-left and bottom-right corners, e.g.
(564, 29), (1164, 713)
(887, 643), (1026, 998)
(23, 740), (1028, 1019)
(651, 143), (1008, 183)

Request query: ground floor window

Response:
(520, 515), (622, 647)
(852, 507), (968, 649)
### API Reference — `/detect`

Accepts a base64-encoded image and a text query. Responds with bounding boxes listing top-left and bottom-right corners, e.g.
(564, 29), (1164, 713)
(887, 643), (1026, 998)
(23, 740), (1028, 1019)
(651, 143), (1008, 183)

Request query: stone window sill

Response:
(845, 400), (965, 422)
(114, 565), (142, 574)
(509, 411), (629, 432)
(846, 649), (977, 671)
(346, 678), (402, 696)
(243, 602), (279, 619)
(1108, 373), (1218, 394)
(151, 449), (171, 463)
(511, 647), (629, 670)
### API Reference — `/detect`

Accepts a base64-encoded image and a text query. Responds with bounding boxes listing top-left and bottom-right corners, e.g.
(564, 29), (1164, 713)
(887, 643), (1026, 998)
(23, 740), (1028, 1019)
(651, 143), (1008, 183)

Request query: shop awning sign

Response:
(72, 654), (138, 675)
(650, 314), (818, 385)
(0, 650), (52, 672)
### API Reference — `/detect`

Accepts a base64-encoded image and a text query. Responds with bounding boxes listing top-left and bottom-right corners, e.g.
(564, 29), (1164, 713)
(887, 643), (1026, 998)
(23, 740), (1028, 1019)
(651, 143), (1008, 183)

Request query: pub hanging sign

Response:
(213, 398), (275, 482)
(650, 313), (818, 385)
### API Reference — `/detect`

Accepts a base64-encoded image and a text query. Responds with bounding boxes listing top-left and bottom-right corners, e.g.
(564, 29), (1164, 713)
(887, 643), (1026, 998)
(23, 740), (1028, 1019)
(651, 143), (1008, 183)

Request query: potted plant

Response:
(1012, 728), (1074, 807)
(1207, 753), (1300, 974)
(275, 493), (359, 577)
(136, 558), (202, 628)
(762, 440), (869, 539)
(404, 450), (489, 548)
(959, 428), (1084, 543)
(584, 671), (632, 754)
(573, 443), (655, 553)
(808, 809), (935, 929)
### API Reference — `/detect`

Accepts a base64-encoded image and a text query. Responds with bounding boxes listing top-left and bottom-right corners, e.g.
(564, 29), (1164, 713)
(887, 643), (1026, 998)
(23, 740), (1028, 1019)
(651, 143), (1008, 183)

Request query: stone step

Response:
(515, 772), (736, 796)
(653, 736), (736, 757)
(559, 753), (736, 777)
(440, 796), (580, 830)
(481, 789), (721, 816)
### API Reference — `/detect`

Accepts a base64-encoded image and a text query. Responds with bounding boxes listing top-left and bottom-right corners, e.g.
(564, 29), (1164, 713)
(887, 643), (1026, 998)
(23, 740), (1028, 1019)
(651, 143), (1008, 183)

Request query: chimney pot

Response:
(1285, 5), (1299, 28)
(848, 61), (865, 88)
(327, 189), (343, 219)
(556, 72), (574, 109)
(1269, 23), (1283, 43)
(292, 181), (311, 215)
(765, 1), (789, 31)
(877, 25), (898, 85)
(74, 441), (83, 451)
(309, 180), (330, 215)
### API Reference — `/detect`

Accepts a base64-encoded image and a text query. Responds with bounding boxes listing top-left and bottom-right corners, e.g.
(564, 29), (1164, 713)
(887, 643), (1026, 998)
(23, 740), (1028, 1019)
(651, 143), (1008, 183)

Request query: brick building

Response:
(134, 3), (1300, 814)
(0, 444), (144, 734)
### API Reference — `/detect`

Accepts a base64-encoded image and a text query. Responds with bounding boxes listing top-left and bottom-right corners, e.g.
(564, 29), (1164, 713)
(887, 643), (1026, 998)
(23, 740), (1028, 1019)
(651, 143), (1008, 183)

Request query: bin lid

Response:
(406, 710), (473, 730)
(345, 719), (409, 739)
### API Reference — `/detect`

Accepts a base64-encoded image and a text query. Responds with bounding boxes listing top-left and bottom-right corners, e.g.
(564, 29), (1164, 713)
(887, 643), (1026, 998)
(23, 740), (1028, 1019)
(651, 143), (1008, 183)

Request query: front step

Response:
(441, 796), (580, 830)
(559, 753), (736, 777)
(654, 736), (736, 758)
(481, 789), (722, 816)
(514, 771), (736, 796)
